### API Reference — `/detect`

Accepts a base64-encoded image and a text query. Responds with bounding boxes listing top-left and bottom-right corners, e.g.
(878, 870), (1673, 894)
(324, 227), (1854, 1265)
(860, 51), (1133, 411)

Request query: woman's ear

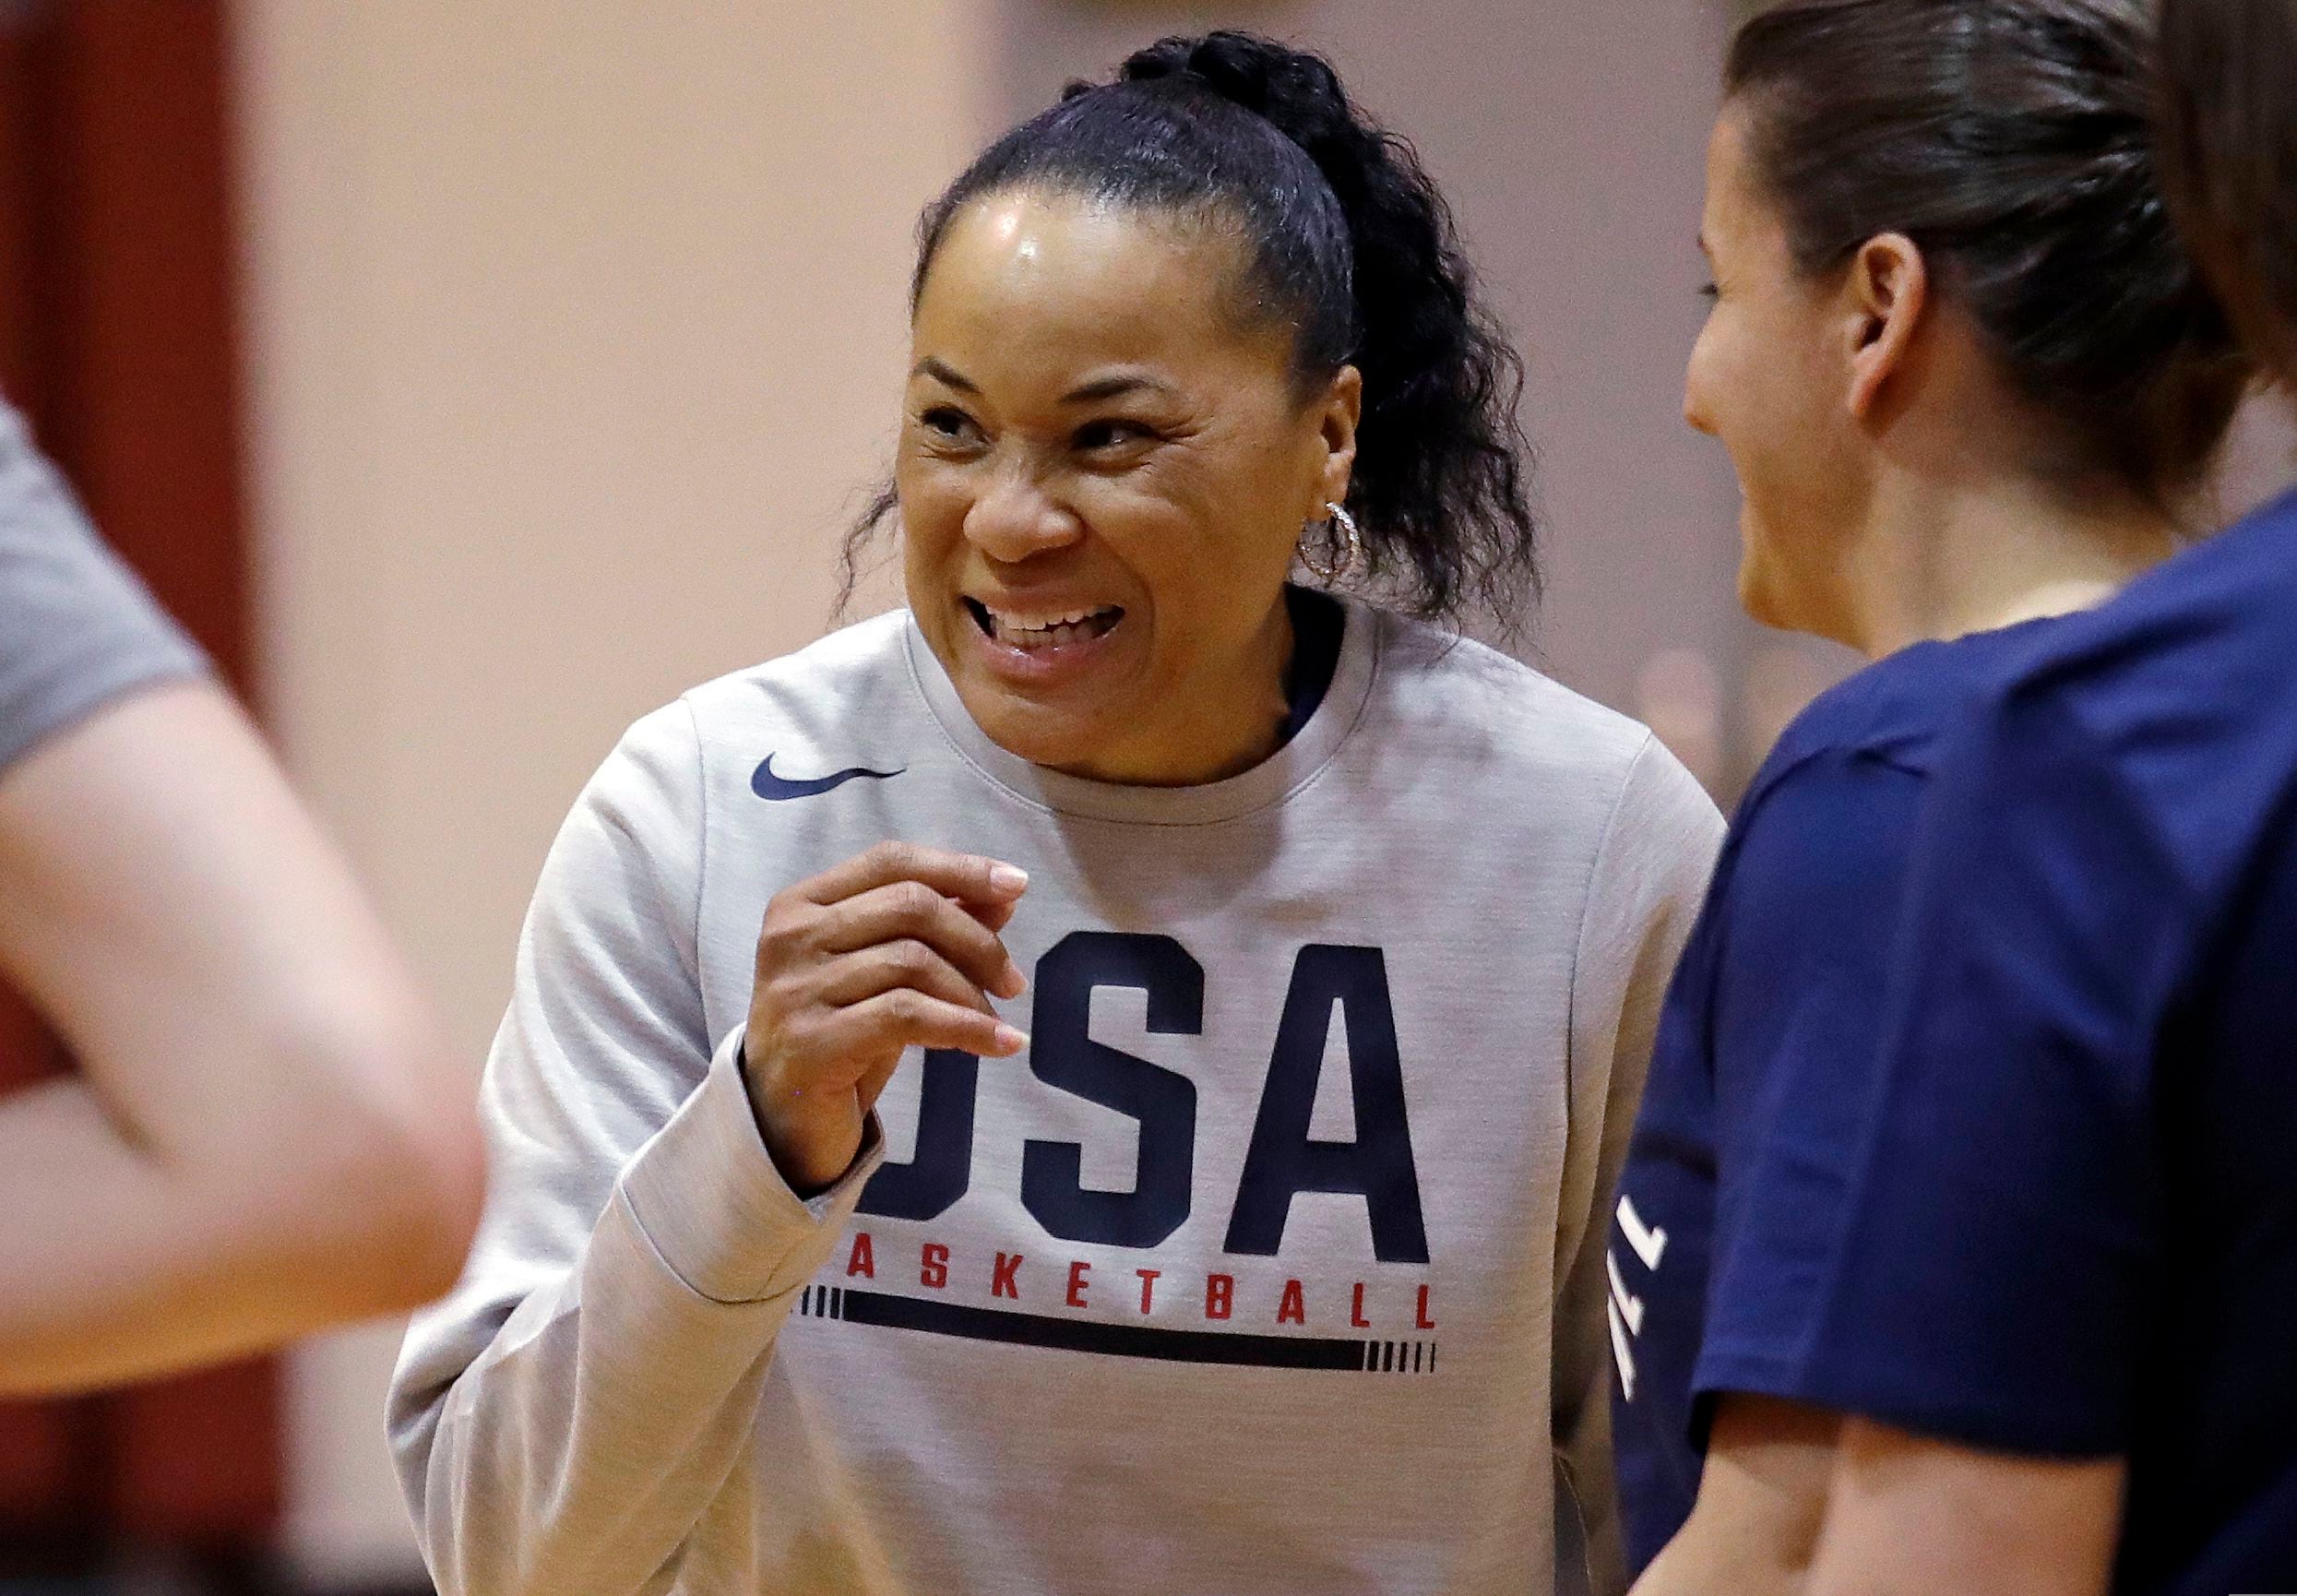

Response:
(1844, 232), (1929, 421)
(1315, 364), (1364, 510)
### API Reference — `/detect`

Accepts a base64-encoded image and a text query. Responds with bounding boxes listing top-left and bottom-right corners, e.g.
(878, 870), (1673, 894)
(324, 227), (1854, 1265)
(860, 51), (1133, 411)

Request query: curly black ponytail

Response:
(850, 30), (1539, 627)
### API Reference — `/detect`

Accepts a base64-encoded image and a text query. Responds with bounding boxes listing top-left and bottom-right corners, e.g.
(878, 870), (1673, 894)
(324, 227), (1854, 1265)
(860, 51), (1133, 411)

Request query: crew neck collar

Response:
(901, 596), (1380, 827)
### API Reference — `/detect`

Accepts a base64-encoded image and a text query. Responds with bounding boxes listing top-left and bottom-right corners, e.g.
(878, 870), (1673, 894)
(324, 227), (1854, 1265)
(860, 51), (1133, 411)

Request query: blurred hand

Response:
(743, 841), (1029, 1192)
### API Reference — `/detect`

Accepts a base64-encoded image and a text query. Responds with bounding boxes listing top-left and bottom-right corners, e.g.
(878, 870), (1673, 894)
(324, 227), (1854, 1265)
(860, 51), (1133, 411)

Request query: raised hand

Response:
(741, 841), (1029, 1192)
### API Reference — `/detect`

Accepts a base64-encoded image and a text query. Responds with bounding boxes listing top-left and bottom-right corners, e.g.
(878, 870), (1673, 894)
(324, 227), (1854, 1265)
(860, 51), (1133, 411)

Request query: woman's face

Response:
(1684, 105), (1868, 638)
(899, 190), (1358, 785)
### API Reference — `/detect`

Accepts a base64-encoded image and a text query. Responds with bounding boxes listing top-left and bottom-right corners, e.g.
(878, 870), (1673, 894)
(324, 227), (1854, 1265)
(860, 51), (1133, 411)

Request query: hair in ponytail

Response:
(846, 30), (1538, 627)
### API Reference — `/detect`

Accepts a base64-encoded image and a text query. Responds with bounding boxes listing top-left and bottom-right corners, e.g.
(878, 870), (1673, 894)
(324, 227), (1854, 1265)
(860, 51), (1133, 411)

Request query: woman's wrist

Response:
(735, 1036), (859, 1197)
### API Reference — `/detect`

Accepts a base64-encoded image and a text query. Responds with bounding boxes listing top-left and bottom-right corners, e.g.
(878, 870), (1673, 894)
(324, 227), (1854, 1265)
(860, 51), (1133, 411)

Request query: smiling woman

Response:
(388, 30), (1723, 1596)
(900, 192), (1343, 785)
(865, 31), (1539, 785)
(899, 189), (1325, 785)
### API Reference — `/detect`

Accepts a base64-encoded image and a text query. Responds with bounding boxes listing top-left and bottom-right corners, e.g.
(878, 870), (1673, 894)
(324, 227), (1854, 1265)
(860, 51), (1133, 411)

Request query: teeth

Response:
(977, 603), (1121, 650)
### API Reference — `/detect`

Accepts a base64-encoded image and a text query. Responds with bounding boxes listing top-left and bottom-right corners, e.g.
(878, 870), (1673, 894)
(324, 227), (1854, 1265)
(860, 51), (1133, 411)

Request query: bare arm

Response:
(1631, 1396), (1839, 1596)
(0, 680), (483, 1391)
(1807, 1419), (2124, 1596)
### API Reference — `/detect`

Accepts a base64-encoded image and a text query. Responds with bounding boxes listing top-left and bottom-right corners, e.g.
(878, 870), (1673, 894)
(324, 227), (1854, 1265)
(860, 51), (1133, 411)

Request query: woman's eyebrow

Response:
(911, 356), (979, 393)
(1061, 372), (1180, 404)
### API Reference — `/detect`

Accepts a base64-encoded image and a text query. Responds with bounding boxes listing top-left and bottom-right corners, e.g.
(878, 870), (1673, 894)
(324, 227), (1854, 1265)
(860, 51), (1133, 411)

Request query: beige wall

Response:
(234, 2), (988, 1578)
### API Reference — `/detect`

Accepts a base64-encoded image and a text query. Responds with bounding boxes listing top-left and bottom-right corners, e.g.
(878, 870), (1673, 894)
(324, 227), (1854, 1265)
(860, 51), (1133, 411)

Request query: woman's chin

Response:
(957, 681), (1133, 775)
(1736, 554), (1785, 631)
(1735, 524), (1803, 635)
(935, 613), (1152, 774)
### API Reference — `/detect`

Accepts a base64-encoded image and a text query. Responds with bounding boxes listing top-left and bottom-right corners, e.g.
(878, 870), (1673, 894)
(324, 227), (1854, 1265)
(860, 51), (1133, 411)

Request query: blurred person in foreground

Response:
(1605, 5), (2252, 1595)
(1626, 0), (2297, 1590)
(390, 31), (1720, 1596)
(0, 399), (483, 1392)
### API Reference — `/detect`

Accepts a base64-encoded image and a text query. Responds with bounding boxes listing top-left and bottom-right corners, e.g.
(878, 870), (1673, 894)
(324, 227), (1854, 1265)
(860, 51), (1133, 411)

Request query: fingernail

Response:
(994, 1023), (1029, 1054)
(999, 958), (1026, 996)
(990, 864), (1029, 895)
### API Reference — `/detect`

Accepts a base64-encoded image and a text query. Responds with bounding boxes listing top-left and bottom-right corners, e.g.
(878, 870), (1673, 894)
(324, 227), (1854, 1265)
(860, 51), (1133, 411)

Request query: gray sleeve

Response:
(0, 401), (208, 773)
(387, 700), (884, 1596)
(1553, 734), (1724, 1596)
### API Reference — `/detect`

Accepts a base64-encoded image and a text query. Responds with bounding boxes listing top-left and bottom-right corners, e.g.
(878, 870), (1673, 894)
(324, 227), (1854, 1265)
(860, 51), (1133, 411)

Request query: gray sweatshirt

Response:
(390, 602), (1721, 1596)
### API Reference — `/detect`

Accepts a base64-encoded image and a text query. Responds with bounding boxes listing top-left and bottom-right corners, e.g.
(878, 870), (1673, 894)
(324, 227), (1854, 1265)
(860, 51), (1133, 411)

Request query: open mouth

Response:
(964, 597), (1125, 651)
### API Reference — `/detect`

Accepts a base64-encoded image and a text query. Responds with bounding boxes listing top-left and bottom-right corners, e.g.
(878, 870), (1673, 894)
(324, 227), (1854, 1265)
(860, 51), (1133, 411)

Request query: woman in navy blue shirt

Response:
(1610, 3), (2251, 1592)
(1734, 1), (2297, 1591)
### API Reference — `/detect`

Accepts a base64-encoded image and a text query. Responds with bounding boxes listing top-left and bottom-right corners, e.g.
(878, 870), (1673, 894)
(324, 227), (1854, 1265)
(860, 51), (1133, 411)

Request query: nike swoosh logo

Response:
(751, 754), (906, 801)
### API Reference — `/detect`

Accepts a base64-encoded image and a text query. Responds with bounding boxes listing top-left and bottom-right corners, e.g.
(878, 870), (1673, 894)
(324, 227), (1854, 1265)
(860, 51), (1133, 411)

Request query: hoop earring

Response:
(1299, 502), (1362, 585)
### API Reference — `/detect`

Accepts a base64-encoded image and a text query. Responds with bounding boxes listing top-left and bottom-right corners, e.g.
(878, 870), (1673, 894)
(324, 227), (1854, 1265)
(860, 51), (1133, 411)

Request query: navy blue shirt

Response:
(1609, 619), (2053, 1576)
(1789, 491), (2297, 1595)
(1615, 487), (2297, 1594)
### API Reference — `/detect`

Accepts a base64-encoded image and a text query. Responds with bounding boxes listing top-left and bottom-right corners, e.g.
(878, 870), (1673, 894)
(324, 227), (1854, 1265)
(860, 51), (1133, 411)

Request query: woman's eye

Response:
(1075, 420), (1154, 452)
(1697, 281), (1720, 303)
(919, 408), (981, 445)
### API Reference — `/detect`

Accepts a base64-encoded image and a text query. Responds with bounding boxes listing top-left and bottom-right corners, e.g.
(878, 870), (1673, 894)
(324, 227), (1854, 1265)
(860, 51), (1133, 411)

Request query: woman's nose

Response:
(1684, 330), (1727, 438)
(963, 465), (1084, 563)
(1684, 363), (1719, 437)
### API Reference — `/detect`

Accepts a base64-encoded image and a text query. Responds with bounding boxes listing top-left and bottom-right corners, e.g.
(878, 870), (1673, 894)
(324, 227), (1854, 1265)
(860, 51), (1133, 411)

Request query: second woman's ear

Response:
(1844, 232), (1929, 422)
(1316, 363), (1365, 510)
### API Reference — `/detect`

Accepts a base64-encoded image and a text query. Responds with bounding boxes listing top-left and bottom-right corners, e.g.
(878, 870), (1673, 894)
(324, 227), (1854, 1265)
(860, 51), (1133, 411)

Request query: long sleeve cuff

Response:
(618, 1026), (887, 1304)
